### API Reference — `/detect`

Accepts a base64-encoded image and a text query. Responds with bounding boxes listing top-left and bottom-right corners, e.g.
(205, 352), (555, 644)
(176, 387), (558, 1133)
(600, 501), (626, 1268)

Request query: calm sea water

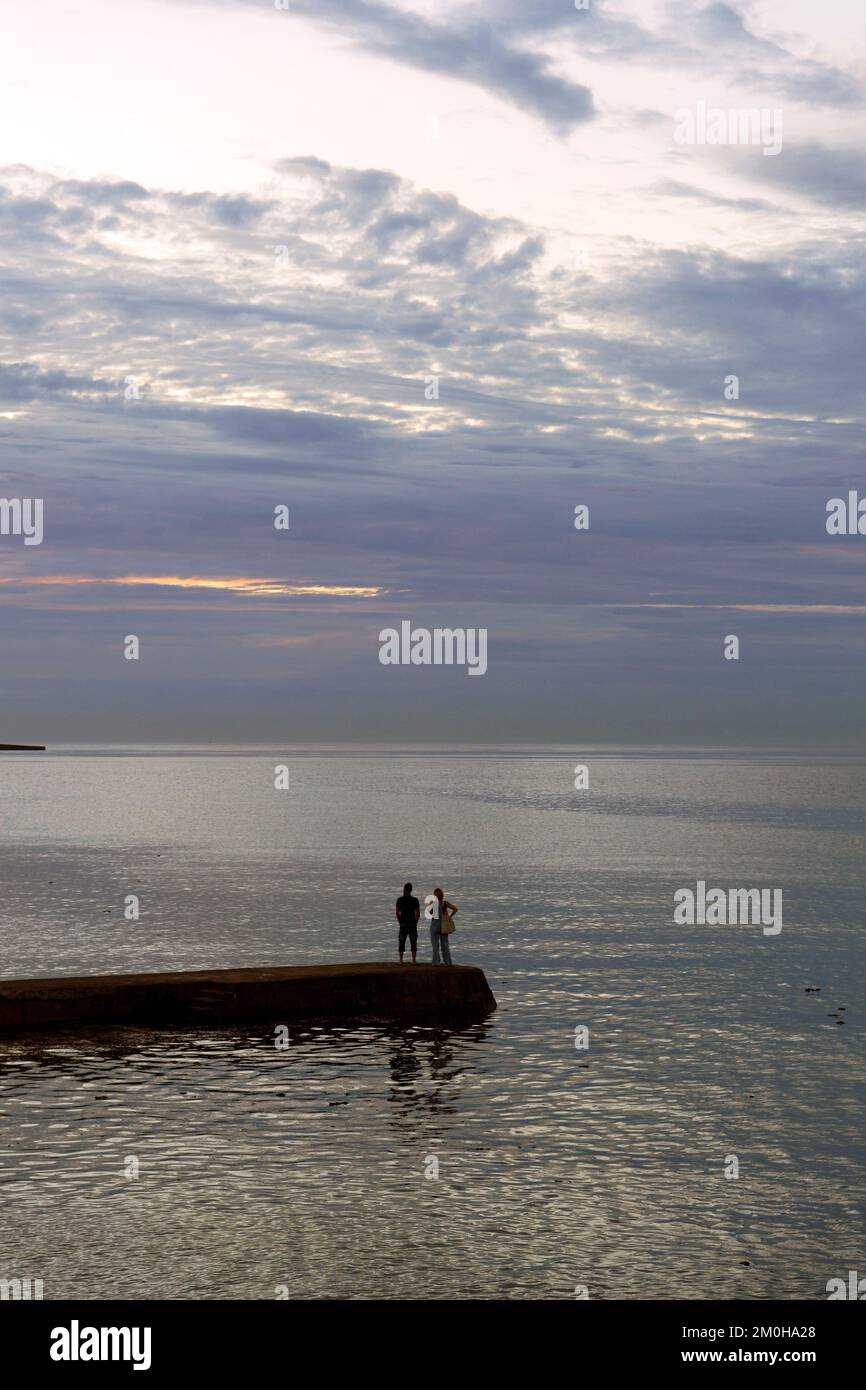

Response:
(0, 747), (864, 1300)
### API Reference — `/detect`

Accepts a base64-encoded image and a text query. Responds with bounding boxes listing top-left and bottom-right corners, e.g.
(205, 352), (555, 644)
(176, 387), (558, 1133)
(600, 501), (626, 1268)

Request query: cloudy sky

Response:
(1, 0), (864, 745)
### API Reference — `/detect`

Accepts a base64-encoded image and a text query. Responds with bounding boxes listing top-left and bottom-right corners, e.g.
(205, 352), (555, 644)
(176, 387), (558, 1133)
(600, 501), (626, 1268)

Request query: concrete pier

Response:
(0, 963), (497, 1033)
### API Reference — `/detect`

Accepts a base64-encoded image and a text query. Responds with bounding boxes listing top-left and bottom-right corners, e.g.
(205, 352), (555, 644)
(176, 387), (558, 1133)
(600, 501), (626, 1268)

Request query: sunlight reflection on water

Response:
(0, 752), (864, 1298)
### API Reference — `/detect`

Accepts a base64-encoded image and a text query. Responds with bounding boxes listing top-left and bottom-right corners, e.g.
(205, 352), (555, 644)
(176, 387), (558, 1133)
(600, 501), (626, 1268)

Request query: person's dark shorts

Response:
(398, 921), (418, 952)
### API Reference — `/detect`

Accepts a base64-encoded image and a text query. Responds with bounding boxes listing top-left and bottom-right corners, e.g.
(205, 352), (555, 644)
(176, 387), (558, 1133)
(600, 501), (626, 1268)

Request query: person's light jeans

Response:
(430, 921), (452, 965)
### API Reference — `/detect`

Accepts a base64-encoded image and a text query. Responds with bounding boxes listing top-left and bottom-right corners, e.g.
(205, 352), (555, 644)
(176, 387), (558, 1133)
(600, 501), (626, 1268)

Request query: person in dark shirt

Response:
(396, 882), (420, 964)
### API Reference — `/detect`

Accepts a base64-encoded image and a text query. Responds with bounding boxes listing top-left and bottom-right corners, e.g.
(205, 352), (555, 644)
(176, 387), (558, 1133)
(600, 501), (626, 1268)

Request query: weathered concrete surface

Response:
(0, 963), (496, 1032)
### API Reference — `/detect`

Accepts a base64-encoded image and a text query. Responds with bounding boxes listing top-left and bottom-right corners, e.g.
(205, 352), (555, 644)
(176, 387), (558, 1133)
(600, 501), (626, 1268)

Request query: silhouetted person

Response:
(396, 881), (420, 964)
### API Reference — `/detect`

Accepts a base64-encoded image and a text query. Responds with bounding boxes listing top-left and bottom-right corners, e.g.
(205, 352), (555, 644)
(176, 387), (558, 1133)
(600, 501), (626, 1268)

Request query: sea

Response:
(0, 746), (864, 1300)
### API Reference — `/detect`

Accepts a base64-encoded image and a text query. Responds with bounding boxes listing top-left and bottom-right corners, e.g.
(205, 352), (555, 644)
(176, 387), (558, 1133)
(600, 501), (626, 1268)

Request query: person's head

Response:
(434, 887), (443, 900)
(403, 882), (413, 896)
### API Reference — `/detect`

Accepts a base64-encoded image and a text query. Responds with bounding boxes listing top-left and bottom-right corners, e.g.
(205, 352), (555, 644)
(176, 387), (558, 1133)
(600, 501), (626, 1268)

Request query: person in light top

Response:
(426, 887), (457, 965)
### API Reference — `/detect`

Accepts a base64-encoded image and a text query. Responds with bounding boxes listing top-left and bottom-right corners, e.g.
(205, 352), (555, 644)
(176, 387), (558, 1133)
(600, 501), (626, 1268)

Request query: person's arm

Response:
(396, 901), (401, 921)
(414, 902), (420, 923)
(447, 901), (458, 915)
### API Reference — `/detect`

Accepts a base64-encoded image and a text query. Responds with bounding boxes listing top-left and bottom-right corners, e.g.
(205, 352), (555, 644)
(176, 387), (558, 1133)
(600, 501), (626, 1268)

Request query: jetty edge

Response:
(0, 743), (45, 751)
(0, 962), (497, 1033)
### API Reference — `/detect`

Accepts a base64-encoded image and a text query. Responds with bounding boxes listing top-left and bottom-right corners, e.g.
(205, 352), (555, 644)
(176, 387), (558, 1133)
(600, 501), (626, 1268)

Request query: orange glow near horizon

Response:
(0, 575), (384, 598)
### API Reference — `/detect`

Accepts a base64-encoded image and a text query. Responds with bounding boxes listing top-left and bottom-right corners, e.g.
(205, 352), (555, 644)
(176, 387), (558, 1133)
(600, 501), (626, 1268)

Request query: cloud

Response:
(227, 0), (595, 132)
(165, 191), (276, 228)
(725, 143), (866, 210)
(649, 178), (778, 214)
(0, 575), (384, 598)
(3, 140), (866, 741)
(606, 603), (866, 615)
(0, 161), (546, 433)
(667, 1), (860, 104)
(0, 362), (117, 404)
(486, 0), (860, 106)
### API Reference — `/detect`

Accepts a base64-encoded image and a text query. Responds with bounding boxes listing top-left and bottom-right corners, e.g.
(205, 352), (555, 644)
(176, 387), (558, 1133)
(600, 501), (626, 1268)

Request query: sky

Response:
(1, 0), (865, 746)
